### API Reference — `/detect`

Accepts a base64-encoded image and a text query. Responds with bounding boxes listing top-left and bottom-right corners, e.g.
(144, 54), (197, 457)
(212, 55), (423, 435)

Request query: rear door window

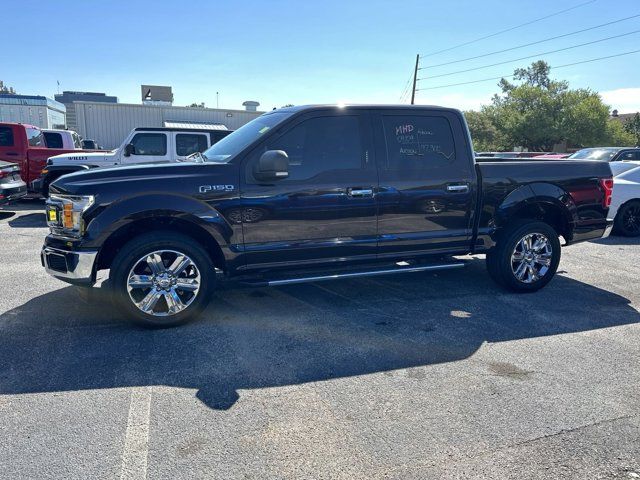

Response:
(43, 132), (63, 148)
(381, 115), (456, 171)
(26, 127), (44, 147)
(175, 133), (208, 156)
(0, 126), (14, 147)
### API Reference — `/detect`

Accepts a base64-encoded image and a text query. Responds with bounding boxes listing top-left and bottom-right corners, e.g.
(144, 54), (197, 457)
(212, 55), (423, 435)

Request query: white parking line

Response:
(120, 387), (152, 480)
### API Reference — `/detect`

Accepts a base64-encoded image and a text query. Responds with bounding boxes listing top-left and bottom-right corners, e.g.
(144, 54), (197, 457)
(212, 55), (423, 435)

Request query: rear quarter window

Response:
(0, 126), (14, 147)
(382, 115), (456, 170)
(43, 132), (63, 149)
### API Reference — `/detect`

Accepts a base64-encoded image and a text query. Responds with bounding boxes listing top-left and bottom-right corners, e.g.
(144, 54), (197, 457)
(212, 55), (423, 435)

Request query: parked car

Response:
(0, 122), (95, 191)
(607, 161), (640, 236)
(0, 160), (27, 204)
(532, 153), (570, 159)
(43, 129), (83, 150)
(36, 127), (233, 196)
(477, 151), (547, 159)
(568, 147), (640, 162)
(42, 104), (613, 327)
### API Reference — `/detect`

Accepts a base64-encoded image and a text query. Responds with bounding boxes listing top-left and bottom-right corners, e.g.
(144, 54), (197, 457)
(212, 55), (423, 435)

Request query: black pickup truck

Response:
(41, 105), (613, 327)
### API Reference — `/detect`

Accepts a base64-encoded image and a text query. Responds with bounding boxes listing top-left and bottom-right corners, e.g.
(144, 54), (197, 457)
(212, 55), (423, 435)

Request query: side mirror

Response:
(254, 150), (289, 181)
(124, 143), (135, 157)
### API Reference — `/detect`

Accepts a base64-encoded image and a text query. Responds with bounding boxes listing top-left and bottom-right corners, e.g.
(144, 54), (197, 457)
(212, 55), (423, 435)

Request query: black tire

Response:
(486, 220), (561, 292)
(614, 200), (640, 237)
(110, 231), (214, 327)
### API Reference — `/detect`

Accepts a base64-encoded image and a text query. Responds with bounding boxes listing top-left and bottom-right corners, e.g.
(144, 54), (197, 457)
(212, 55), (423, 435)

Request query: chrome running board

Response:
(266, 262), (466, 286)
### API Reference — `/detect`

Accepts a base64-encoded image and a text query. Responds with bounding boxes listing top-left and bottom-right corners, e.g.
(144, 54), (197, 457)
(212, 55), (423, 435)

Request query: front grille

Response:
(46, 252), (68, 273)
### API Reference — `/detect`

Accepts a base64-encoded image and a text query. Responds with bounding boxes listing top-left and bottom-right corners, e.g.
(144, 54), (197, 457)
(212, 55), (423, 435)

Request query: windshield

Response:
(201, 112), (291, 163)
(568, 148), (619, 161)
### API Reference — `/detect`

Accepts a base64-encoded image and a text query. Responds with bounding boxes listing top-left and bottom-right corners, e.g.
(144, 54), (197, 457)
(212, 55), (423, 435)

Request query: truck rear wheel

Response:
(110, 232), (214, 327)
(486, 221), (561, 292)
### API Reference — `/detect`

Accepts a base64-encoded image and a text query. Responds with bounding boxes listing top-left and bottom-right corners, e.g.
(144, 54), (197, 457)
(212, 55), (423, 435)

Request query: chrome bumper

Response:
(41, 246), (98, 286)
(602, 221), (614, 239)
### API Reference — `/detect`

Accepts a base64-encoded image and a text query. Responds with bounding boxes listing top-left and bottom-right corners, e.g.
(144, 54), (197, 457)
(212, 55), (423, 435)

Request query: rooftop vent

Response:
(242, 100), (260, 112)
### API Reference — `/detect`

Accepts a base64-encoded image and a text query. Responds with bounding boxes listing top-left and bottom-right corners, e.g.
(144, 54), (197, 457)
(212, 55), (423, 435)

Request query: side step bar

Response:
(266, 262), (466, 287)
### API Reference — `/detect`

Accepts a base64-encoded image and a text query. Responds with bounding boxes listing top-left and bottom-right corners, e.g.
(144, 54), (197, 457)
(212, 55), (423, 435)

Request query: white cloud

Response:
(599, 88), (640, 114)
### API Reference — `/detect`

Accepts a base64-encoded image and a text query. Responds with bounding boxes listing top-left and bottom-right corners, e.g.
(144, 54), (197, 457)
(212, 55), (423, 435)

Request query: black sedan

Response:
(0, 161), (27, 205)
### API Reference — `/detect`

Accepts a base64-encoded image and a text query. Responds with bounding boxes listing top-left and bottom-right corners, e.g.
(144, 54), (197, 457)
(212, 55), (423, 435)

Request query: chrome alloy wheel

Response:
(126, 250), (201, 317)
(510, 233), (553, 284)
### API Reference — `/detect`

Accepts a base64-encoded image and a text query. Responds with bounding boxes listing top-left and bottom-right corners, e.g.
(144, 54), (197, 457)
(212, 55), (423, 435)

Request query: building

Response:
(0, 94), (66, 129)
(72, 101), (263, 149)
(54, 91), (118, 132)
(141, 85), (173, 106)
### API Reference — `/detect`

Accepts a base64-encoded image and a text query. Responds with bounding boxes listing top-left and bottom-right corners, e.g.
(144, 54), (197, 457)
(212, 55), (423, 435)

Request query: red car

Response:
(0, 122), (94, 193)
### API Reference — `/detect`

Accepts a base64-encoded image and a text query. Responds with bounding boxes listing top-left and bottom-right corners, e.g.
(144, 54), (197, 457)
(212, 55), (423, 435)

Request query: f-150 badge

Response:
(199, 185), (235, 193)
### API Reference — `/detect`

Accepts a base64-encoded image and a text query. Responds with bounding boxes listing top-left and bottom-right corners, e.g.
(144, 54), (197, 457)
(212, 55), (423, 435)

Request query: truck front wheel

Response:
(486, 221), (561, 292)
(110, 232), (214, 327)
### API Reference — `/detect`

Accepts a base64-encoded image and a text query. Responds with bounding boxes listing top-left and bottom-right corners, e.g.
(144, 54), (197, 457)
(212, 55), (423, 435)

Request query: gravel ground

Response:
(0, 200), (639, 480)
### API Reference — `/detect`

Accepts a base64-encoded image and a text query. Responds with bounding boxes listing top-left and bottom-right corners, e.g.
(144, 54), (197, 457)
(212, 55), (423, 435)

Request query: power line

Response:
(418, 29), (640, 80)
(420, 0), (598, 57)
(419, 13), (640, 70)
(415, 49), (640, 91)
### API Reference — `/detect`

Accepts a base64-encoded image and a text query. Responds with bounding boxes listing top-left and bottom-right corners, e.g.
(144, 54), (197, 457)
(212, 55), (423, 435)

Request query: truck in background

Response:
(0, 122), (95, 191)
(42, 129), (85, 150)
(37, 126), (233, 196)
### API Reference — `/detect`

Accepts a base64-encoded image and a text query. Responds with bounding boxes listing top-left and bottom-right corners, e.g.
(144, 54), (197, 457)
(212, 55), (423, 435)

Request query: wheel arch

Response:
(494, 183), (577, 242)
(95, 216), (228, 272)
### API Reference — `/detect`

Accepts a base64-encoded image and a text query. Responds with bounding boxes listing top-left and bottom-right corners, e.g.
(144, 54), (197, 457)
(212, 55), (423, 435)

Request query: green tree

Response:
(623, 113), (640, 145)
(464, 109), (500, 151)
(188, 102), (205, 108)
(606, 119), (636, 146)
(487, 61), (611, 150)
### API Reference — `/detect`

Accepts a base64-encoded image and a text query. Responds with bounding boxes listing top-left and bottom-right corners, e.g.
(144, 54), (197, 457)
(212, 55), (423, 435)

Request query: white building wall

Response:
(0, 104), (49, 128)
(73, 102), (263, 149)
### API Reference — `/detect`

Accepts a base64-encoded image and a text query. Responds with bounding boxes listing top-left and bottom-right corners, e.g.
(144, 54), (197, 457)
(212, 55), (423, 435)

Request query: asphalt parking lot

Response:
(0, 200), (639, 480)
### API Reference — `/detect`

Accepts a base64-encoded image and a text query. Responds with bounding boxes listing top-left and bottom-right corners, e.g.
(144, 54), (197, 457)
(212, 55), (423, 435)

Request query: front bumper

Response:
(41, 246), (98, 286)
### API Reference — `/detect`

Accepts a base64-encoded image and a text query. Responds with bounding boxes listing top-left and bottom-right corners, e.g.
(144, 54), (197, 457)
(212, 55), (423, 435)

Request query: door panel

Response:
(373, 111), (476, 256)
(238, 112), (378, 269)
(123, 132), (170, 164)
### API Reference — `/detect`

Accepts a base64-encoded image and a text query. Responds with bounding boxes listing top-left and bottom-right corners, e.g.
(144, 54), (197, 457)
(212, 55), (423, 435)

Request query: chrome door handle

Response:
(446, 184), (469, 193)
(348, 188), (374, 197)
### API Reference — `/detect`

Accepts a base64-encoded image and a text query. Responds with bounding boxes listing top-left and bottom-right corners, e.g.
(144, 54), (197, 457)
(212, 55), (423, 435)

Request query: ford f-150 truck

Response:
(41, 105), (613, 327)
(37, 126), (233, 196)
(0, 122), (95, 190)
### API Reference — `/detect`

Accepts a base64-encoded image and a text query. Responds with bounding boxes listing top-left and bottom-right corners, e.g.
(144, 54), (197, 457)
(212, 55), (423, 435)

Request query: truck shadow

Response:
(0, 260), (638, 410)
(7, 213), (46, 228)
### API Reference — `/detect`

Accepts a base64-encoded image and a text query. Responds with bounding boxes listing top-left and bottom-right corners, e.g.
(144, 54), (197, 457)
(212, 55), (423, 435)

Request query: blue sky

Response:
(3, 0), (640, 112)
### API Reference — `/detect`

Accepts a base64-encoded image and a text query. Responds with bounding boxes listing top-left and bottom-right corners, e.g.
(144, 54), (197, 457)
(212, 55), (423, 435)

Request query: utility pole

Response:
(410, 54), (419, 105)
(216, 92), (219, 109)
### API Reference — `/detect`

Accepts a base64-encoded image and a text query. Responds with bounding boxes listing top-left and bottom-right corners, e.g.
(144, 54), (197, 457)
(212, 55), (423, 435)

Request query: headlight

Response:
(48, 194), (95, 236)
